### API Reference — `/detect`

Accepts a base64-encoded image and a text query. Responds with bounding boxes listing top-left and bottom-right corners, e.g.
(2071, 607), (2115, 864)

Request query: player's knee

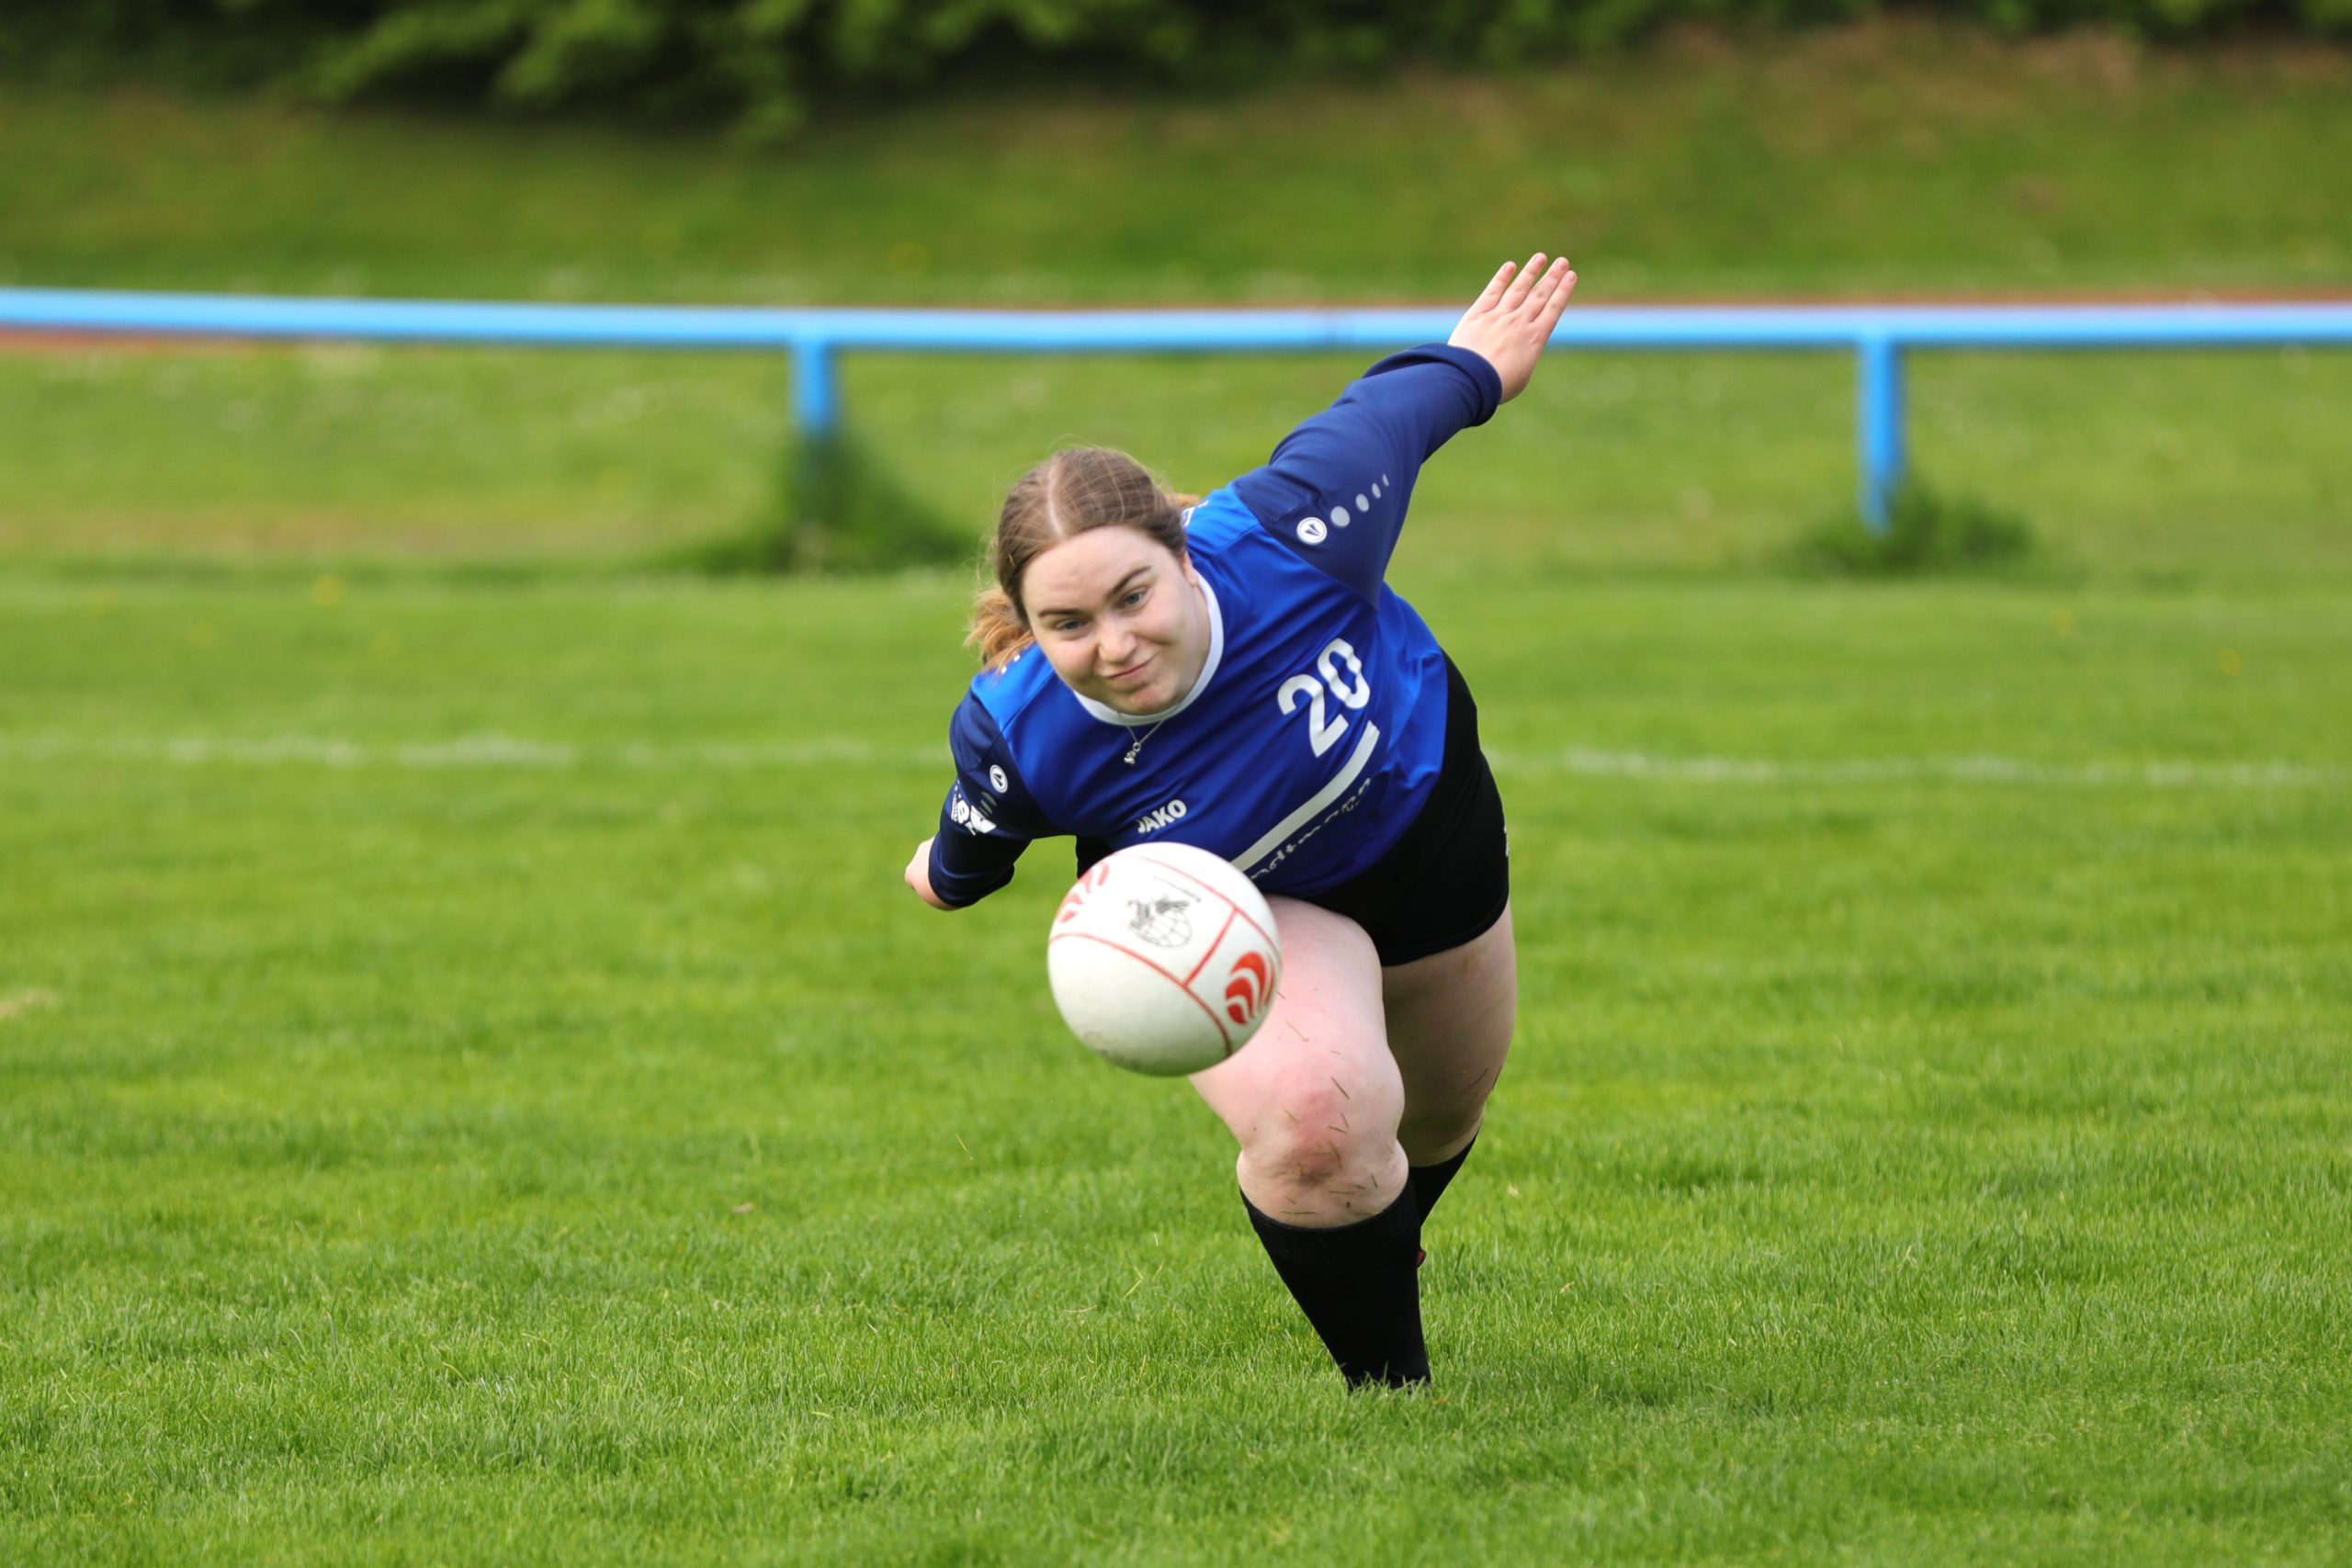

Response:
(1240, 1070), (1395, 1191)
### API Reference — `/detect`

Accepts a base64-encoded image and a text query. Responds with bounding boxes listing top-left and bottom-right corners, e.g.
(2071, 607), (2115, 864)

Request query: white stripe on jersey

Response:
(1234, 721), (1382, 874)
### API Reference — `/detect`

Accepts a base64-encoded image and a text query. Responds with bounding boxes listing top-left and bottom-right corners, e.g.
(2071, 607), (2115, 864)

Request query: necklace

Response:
(1122, 716), (1169, 766)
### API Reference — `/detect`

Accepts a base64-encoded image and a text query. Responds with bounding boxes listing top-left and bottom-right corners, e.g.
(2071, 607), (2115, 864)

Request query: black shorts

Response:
(1306, 653), (1510, 967)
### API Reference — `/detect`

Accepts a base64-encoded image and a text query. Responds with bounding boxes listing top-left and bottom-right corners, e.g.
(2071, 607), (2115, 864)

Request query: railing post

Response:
(1856, 333), (1905, 533)
(793, 335), (841, 438)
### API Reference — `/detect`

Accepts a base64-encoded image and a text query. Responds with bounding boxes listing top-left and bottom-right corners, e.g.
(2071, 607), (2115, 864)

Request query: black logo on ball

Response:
(1126, 886), (1196, 948)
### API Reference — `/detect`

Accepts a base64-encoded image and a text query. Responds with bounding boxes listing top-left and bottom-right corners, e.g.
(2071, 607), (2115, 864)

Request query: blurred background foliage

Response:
(1, 7), (2344, 573)
(5, 0), (2346, 141)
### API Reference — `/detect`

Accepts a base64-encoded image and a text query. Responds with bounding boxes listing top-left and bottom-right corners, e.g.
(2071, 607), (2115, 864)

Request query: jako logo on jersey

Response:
(1298, 490), (1378, 547)
(948, 790), (998, 836)
(988, 764), (1008, 793)
(1132, 798), (1187, 835)
(1225, 951), (1272, 1026)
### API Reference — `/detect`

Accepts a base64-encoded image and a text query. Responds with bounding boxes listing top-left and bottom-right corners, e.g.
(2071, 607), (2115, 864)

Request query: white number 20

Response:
(1276, 637), (1373, 757)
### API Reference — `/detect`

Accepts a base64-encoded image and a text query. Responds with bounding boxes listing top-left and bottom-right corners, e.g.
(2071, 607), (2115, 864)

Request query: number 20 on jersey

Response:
(1277, 637), (1371, 757)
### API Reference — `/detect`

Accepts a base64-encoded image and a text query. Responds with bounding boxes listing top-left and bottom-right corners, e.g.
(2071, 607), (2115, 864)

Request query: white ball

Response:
(1046, 842), (1283, 1076)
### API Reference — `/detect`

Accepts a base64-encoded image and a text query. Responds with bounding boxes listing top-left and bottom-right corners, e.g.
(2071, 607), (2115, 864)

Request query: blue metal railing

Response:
(5, 288), (2347, 530)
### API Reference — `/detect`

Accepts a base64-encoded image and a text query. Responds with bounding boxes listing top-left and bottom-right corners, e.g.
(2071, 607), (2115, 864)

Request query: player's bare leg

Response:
(1189, 897), (1427, 1386)
(1189, 897), (1408, 1227)
(1384, 902), (1517, 1167)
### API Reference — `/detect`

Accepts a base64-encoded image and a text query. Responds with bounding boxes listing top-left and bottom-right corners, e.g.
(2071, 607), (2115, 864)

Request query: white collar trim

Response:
(1071, 574), (1224, 728)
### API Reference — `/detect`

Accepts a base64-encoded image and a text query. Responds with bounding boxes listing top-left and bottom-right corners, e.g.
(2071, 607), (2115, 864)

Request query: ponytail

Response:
(966, 584), (1033, 671)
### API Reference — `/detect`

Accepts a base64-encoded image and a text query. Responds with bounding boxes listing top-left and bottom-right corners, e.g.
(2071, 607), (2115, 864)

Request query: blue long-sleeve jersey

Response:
(928, 344), (1503, 908)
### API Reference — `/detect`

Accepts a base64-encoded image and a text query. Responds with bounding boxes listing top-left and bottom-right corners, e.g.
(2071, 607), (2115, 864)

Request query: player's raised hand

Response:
(1447, 254), (1577, 403)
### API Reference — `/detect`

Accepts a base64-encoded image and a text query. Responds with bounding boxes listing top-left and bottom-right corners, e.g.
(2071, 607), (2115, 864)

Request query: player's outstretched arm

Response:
(1447, 253), (1577, 404)
(905, 837), (954, 910)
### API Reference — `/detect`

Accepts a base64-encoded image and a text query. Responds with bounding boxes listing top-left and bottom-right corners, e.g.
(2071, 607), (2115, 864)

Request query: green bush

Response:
(5, 0), (2342, 137)
(666, 425), (969, 575)
(1788, 481), (2039, 577)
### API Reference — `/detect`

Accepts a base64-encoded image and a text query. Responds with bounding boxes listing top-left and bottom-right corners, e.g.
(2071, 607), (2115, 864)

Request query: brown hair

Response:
(967, 446), (1197, 670)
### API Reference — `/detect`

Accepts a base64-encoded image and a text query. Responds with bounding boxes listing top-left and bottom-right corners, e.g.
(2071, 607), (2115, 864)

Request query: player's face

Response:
(1023, 527), (1209, 715)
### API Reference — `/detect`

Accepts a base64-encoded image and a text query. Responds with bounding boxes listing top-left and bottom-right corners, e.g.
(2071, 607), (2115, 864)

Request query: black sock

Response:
(1411, 1132), (1479, 1224)
(1243, 1179), (1429, 1389)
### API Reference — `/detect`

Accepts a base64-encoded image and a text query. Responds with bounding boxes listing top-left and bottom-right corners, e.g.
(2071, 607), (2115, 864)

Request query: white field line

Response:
(1, 731), (2345, 791)
(0, 733), (936, 771)
(1487, 748), (2352, 791)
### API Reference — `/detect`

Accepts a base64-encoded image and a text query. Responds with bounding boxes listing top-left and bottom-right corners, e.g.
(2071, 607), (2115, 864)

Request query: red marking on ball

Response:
(1224, 949), (1272, 1025)
(1056, 861), (1115, 924)
(1048, 930), (1232, 1049)
(1181, 908), (1239, 987)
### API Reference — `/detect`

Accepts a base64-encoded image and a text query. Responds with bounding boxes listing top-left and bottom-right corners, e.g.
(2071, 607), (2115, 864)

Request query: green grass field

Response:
(6, 570), (2348, 1562)
(6, 26), (2352, 1561)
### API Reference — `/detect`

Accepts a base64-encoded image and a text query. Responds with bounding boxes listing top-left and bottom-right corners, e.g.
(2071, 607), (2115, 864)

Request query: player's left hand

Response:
(1448, 253), (1577, 403)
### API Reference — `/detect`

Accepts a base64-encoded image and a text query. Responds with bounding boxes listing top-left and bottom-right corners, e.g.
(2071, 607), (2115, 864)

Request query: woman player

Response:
(904, 254), (1578, 1388)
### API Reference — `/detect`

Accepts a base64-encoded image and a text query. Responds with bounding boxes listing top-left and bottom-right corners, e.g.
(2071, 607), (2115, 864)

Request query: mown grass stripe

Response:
(3, 730), (2342, 790)
(1490, 749), (2352, 791)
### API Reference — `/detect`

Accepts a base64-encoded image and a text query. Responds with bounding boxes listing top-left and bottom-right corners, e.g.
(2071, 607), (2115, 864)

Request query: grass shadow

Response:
(1783, 482), (2039, 580)
(666, 426), (972, 575)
